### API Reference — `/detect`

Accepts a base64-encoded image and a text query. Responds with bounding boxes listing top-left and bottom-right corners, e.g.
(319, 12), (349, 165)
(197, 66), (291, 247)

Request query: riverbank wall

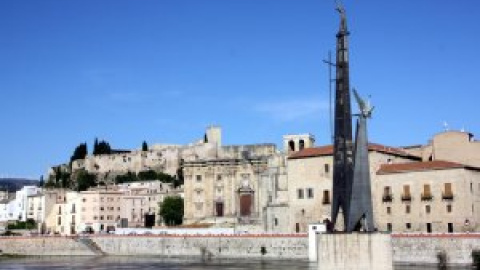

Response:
(0, 233), (479, 264)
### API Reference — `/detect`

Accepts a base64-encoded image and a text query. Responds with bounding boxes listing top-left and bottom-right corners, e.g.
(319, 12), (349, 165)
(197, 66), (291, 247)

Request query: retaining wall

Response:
(0, 233), (479, 265)
(0, 236), (96, 256)
(391, 233), (480, 265)
(92, 234), (308, 259)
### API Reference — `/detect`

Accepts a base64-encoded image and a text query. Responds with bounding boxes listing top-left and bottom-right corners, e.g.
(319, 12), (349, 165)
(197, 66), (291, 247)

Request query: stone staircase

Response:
(75, 237), (106, 255)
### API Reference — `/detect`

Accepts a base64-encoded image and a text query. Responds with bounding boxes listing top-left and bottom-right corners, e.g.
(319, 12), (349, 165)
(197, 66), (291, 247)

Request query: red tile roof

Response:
(377, 160), (480, 175)
(288, 143), (420, 160)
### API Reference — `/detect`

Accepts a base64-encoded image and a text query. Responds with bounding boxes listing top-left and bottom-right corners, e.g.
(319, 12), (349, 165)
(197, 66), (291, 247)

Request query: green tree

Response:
(70, 142), (88, 163)
(115, 171), (138, 184)
(76, 170), (97, 191)
(142, 141), (148, 151)
(138, 170), (158, 180)
(159, 196), (184, 226)
(93, 138), (112, 155)
(38, 176), (44, 187)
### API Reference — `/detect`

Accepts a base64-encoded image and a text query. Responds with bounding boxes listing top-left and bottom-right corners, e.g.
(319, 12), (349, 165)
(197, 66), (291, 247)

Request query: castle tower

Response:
(331, 4), (355, 231)
(205, 126), (222, 147)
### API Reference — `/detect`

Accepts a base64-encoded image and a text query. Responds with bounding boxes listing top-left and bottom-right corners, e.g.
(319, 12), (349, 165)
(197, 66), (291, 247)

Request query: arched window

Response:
(299, 140), (305, 150)
(289, 140), (295, 152)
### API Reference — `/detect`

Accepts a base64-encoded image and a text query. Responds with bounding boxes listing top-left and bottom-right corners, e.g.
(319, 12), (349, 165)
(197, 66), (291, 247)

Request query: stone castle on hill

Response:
(43, 126), (480, 235)
(50, 126), (275, 183)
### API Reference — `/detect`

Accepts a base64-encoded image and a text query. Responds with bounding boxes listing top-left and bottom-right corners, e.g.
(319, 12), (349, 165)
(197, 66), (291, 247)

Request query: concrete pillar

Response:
(308, 223), (326, 262)
(317, 233), (393, 270)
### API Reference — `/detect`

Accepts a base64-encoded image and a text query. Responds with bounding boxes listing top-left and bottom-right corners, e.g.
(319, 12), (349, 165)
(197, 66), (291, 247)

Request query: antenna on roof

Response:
(443, 121), (449, 131)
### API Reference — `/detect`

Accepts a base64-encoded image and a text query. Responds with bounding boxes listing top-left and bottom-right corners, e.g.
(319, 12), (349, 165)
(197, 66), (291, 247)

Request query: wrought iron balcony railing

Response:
(382, 194), (393, 203)
(421, 193), (433, 201)
(442, 193), (454, 201)
(401, 195), (412, 202)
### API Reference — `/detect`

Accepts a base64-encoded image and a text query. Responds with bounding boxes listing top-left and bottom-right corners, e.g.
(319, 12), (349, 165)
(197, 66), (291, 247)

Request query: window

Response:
(386, 207), (391, 214)
(289, 140), (295, 152)
(422, 184), (432, 201)
(295, 223), (300, 233)
(406, 223), (411, 230)
(299, 140), (305, 150)
(100, 207), (104, 211)
(322, 190), (330, 205)
(307, 188), (314, 199)
(406, 205), (411, 214)
(425, 205), (431, 214)
(324, 164), (329, 174)
(383, 186), (393, 202)
(426, 223), (432, 233)
(387, 223), (392, 232)
(297, 189), (304, 199)
(57, 217), (61, 225)
(196, 175), (202, 182)
(442, 183), (453, 200)
(446, 205), (452, 213)
(274, 218), (278, 226)
(402, 185), (411, 201)
(100, 216), (104, 220)
(217, 175), (222, 181)
(448, 223), (453, 233)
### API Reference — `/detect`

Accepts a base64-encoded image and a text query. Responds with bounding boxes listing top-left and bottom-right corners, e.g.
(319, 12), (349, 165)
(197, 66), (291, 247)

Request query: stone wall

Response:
(0, 233), (479, 265)
(0, 236), (96, 256)
(392, 233), (480, 265)
(91, 234), (308, 259)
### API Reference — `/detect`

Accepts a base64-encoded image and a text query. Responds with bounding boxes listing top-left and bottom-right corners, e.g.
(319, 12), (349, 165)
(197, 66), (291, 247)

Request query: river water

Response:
(0, 256), (473, 269)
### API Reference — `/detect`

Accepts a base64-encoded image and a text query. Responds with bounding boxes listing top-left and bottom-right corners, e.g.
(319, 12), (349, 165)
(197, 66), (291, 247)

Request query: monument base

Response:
(317, 233), (393, 270)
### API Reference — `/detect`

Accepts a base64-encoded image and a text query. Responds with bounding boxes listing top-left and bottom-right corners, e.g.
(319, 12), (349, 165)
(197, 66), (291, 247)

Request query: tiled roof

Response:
(288, 143), (420, 160)
(377, 160), (480, 175)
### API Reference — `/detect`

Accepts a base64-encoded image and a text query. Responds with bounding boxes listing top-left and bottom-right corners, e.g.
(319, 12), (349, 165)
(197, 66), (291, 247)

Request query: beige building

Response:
(78, 188), (123, 233)
(285, 143), (419, 233)
(28, 188), (67, 234)
(118, 181), (182, 226)
(376, 160), (480, 233)
(403, 130), (480, 167)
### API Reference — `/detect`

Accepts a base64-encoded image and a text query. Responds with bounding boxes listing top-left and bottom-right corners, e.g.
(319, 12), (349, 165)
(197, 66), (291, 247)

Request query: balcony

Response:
(382, 194), (393, 203)
(322, 199), (331, 205)
(442, 193), (454, 201)
(421, 193), (433, 201)
(401, 195), (412, 202)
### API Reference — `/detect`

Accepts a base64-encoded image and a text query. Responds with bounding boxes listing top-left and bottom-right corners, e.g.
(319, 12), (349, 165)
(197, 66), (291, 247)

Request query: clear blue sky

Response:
(1, 0), (479, 178)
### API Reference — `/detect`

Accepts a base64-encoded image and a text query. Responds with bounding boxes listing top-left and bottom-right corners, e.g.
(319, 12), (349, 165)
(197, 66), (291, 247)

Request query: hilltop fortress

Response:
(50, 126), (275, 182)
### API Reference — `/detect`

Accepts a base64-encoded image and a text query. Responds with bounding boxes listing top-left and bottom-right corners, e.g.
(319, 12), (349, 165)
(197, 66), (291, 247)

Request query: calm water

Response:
(0, 256), (473, 270)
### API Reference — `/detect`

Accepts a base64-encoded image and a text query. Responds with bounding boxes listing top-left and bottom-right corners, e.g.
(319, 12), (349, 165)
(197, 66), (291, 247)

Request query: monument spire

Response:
(331, 1), (354, 231)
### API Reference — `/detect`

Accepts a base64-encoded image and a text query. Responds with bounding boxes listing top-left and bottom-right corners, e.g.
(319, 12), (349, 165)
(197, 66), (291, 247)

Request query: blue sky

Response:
(0, 0), (479, 178)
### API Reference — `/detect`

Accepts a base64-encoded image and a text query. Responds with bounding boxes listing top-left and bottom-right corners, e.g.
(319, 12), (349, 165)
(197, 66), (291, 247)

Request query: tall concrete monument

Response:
(330, 2), (354, 231)
(330, 2), (375, 232)
(317, 3), (393, 270)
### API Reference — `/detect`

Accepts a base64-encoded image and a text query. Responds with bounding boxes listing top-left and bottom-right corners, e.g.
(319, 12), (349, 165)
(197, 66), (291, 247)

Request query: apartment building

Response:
(376, 160), (480, 233)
